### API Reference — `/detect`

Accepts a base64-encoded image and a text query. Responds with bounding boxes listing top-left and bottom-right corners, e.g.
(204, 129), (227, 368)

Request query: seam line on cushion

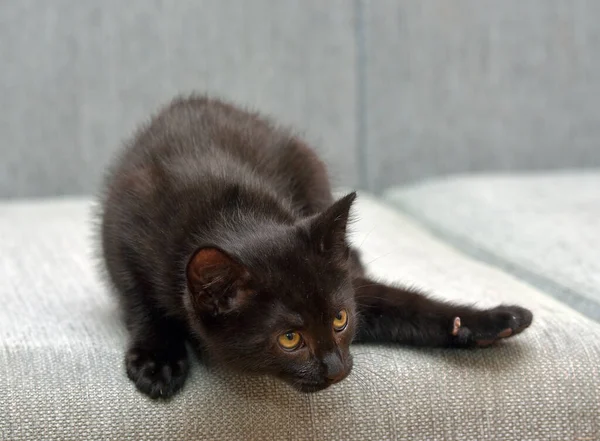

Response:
(387, 199), (600, 323)
(353, 0), (369, 191)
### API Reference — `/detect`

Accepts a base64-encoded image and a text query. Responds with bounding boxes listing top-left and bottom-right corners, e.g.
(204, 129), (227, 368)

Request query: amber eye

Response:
(278, 331), (302, 351)
(333, 309), (348, 331)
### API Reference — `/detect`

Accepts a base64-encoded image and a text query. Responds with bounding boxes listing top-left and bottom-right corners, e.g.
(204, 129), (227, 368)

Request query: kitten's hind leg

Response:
(352, 276), (532, 348)
(123, 298), (189, 399)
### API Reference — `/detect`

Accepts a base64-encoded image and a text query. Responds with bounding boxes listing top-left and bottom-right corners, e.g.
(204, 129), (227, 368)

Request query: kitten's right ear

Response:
(308, 192), (356, 256)
(186, 248), (253, 316)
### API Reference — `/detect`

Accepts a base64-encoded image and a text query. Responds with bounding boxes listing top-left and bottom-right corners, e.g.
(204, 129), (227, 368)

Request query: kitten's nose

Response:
(323, 352), (346, 383)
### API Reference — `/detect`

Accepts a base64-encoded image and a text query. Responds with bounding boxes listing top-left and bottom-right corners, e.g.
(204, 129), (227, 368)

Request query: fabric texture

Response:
(1, 195), (599, 440)
(384, 171), (600, 322)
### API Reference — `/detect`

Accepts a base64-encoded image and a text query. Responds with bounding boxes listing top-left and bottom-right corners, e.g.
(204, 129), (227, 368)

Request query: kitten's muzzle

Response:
(323, 351), (350, 384)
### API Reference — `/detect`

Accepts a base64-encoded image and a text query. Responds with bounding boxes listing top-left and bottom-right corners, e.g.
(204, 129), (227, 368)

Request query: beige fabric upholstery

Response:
(1, 195), (598, 440)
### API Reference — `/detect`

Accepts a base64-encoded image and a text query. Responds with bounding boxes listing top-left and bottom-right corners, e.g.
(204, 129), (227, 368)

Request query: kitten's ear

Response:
(310, 192), (357, 255)
(186, 248), (253, 315)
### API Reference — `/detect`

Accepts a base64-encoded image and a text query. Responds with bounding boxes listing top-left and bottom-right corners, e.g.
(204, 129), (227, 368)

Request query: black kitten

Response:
(99, 95), (532, 398)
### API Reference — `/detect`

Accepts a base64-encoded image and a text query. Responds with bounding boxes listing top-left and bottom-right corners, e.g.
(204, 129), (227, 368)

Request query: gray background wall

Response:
(2, 1), (599, 198)
(363, 0), (600, 191)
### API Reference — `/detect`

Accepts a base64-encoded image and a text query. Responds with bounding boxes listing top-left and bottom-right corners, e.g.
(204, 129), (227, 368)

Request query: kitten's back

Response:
(105, 96), (328, 209)
(99, 96), (334, 303)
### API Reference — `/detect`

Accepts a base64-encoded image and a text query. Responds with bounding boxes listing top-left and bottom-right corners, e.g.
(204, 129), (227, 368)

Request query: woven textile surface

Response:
(385, 171), (600, 322)
(1, 195), (599, 440)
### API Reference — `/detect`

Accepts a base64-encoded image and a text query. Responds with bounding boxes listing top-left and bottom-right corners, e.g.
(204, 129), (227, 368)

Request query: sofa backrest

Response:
(2, 1), (599, 198)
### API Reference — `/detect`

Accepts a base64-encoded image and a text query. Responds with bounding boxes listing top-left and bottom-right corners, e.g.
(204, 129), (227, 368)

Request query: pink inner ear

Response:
(186, 247), (254, 314)
(187, 248), (236, 287)
(191, 248), (231, 270)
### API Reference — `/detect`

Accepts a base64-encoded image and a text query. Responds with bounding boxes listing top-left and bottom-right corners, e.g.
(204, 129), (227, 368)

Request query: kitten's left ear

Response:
(186, 247), (253, 316)
(310, 192), (356, 255)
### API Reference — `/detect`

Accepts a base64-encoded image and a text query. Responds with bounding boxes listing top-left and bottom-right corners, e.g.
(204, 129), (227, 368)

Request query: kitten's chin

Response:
(293, 382), (331, 393)
(283, 368), (352, 393)
(278, 374), (331, 393)
(287, 377), (348, 393)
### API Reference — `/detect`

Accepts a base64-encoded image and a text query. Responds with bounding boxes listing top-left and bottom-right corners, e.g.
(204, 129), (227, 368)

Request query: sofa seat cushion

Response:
(385, 171), (600, 322)
(1, 195), (599, 440)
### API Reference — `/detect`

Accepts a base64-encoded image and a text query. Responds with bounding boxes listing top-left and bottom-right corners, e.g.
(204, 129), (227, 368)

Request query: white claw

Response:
(452, 316), (461, 336)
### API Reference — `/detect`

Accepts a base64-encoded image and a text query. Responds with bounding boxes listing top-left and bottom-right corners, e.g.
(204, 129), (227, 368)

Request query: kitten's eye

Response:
(333, 309), (348, 331)
(278, 331), (302, 351)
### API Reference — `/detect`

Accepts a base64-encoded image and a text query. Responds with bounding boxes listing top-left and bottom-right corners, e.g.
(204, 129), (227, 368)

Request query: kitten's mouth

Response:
(279, 375), (330, 393)
(282, 361), (353, 393)
(291, 374), (349, 393)
(294, 381), (330, 393)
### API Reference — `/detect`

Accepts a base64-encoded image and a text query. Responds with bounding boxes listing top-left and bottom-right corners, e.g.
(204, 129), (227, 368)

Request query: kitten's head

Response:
(185, 193), (357, 392)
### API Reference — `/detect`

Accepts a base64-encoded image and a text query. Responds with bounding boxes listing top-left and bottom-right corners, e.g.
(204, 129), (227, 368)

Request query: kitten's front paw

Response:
(452, 305), (533, 348)
(125, 346), (189, 399)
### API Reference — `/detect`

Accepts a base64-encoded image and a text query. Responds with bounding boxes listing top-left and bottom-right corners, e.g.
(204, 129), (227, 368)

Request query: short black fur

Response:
(98, 95), (532, 398)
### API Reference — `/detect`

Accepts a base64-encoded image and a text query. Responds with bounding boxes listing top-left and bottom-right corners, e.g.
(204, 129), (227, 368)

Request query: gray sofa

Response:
(2, 2), (599, 440)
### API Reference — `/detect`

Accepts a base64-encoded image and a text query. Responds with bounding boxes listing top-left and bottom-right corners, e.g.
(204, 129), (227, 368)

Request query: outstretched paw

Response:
(126, 346), (189, 399)
(451, 305), (533, 348)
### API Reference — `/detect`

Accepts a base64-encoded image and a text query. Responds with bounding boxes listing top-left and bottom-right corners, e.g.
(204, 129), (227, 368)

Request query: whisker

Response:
(352, 283), (384, 290)
(359, 362), (398, 381)
(353, 366), (396, 390)
(354, 226), (377, 250)
(348, 371), (376, 391)
(363, 251), (395, 266)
